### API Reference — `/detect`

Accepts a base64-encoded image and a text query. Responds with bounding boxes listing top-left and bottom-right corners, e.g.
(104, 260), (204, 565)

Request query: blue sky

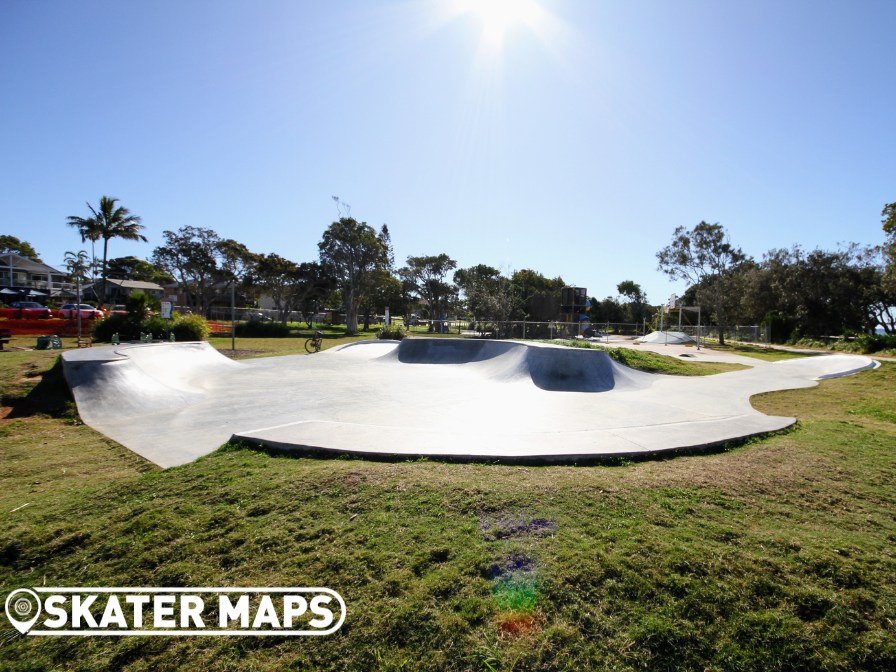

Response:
(2, 0), (894, 305)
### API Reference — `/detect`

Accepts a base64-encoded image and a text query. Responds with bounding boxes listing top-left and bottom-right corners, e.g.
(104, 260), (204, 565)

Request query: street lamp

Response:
(64, 250), (89, 347)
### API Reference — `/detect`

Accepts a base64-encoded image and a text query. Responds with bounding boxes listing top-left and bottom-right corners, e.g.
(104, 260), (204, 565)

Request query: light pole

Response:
(64, 251), (89, 347)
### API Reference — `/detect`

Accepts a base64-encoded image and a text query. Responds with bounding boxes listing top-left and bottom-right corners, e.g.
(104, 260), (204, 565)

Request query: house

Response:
(0, 253), (74, 300)
(85, 278), (166, 304)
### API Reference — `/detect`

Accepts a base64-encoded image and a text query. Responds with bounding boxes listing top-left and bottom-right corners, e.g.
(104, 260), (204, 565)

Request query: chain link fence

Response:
(186, 307), (772, 345)
(675, 325), (770, 345)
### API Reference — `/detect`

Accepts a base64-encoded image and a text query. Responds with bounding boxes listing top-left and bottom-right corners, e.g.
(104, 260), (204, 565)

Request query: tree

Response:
(66, 196), (147, 305)
(656, 221), (747, 345)
(152, 227), (219, 314)
(589, 296), (625, 324)
(151, 227), (256, 316)
(883, 202), (896, 236)
(295, 263), (335, 327)
(357, 224), (400, 330)
(454, 264), (519, 333)
(379, 224), (395, 269)
(734, 245), (886, 339)
(0, 235), (41, 262)
(455, 264), (501, 317)
(510, 269), (566, 322)
(216, 238), (260, 305)
(106, 256), (175, 285)
(616, 280), (647, 323)
(882, 202), (896, 300)
(318, 217), (390, 335)
(254, 254), (302, 323)
(400, 254), (458, 333)
(254, 254), (330, 325)
(871, 202), (896, 334)
(360, 269), (405, 330)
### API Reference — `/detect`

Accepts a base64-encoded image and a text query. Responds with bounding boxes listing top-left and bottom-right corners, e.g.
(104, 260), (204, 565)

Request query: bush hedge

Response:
(377, 324), (407, 340)
(92, 313), (210, 342)
(831, 333), (896, 355)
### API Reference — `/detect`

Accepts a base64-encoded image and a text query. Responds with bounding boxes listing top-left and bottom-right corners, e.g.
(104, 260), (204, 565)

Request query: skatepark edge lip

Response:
(227, 423), (798, 465)
(60, 339), (879, 468)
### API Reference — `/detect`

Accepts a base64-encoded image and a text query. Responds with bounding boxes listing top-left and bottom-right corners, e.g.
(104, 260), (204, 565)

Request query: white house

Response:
(0, 253), (73, 300)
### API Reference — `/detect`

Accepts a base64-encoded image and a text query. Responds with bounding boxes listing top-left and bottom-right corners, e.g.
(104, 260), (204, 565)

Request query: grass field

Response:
(0, 337), (894, 671)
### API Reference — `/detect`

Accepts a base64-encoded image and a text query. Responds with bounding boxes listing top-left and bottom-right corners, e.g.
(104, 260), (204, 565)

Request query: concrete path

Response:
(61, 339), (879, 468)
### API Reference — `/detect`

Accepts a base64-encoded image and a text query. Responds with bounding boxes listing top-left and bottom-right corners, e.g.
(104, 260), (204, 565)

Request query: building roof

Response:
(85, 278), (165, 292)
(1, 253), (65, 276)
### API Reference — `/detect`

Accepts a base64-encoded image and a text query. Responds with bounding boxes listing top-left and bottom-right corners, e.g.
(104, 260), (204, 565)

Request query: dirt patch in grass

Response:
(479, 514), (558, 541)
(485, 552), (538, 580)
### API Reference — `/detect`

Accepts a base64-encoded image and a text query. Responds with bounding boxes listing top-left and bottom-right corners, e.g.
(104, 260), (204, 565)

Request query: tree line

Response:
(653, 214), (895, 343)
(146, 219), (573, 337)
(4, 196), (893, 342)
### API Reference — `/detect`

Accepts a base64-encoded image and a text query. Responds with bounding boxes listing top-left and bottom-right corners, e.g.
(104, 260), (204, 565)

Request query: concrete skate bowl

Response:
(378, 338), (652, 392)
(61, 339), (879, 468)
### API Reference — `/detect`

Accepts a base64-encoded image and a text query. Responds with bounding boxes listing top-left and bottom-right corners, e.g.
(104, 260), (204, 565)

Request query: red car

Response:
(57, 303), (105, 320)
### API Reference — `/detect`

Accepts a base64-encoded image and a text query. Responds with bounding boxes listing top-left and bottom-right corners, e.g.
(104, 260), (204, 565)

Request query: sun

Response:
(453, 0), (545, 49)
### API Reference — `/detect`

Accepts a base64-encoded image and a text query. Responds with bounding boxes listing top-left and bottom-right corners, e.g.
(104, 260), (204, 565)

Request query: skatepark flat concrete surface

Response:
(61, 339), (879, 468)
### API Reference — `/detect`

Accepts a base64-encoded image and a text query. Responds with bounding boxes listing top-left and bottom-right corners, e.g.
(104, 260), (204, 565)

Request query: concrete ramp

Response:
(61, 339), (879, 467)
(638, 331), (697, 345)
(63, 342), (241, 417)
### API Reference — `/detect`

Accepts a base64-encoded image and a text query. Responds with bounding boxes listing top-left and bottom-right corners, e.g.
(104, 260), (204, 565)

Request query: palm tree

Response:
(67, 196), (147, 305)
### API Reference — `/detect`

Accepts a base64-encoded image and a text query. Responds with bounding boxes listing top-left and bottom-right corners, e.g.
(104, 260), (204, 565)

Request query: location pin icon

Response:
(5, 589), (42, 634)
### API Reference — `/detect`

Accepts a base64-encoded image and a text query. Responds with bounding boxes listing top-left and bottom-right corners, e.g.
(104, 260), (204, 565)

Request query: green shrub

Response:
(142, 316), (169, 338)
(816, 333), (896, 355)
(92, 314), (129, 341)
(142, 314), (210, 341)
(172, 314), (210, 341)
(831, 340), (862, 353)
(92, 312), (210, 342)
(853, 333), (896, 354)
(234, 320), (291, 337)
(794, 337), (828, 349)
(125, 292), (160, 319)
(377, 324), (407, 340)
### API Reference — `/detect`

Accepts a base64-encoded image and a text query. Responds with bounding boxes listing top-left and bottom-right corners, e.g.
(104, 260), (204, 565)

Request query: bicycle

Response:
(304, 330), (323, 353)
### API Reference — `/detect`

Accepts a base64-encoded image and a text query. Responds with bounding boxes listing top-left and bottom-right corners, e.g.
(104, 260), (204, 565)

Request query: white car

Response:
(57, 303), (105, 319)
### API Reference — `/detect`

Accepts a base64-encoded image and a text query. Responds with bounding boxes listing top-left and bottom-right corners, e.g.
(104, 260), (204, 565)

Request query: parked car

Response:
(4, 301), (51, 319)
(57, 303), (105, 320)
(109, 305), (128, 315)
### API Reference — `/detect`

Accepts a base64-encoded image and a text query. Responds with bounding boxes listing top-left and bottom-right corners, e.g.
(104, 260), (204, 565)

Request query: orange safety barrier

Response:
(0, 318), (93, 337)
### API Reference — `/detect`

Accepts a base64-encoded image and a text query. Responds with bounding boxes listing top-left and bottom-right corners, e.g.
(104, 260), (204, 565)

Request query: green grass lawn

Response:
(558, 340), (751, 375)
(700, 342), (813, 362)
(1, 341), (894, 671)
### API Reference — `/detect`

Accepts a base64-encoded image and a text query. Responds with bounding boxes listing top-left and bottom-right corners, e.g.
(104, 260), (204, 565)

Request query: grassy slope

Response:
(0, 344), (893, 671)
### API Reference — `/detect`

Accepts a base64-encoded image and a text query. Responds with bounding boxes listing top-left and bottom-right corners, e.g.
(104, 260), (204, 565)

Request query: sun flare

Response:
(454, 0), (545, 48)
